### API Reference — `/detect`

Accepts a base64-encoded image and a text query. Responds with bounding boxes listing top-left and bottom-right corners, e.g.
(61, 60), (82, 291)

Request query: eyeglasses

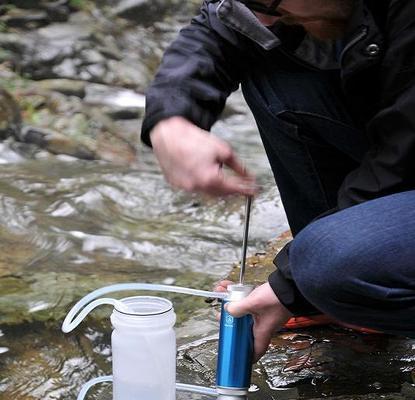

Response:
(239, 0), (283, 16)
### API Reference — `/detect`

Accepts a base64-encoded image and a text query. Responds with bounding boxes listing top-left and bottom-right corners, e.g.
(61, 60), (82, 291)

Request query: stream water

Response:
(0, 93), (290, 400)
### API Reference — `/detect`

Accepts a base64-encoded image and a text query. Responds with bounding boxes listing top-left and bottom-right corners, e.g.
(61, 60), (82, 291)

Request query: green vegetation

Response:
(0, 21), (7, 33)
(69, 0), (93, 11)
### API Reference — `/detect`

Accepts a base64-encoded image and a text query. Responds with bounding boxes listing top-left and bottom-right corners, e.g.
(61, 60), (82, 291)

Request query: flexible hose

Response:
(62, 298), (128, 333)
(76, 376), (218, 400)
(176, 382), (218, 396)
(77, 376), (113, 400)
(62, 283), (226, 333)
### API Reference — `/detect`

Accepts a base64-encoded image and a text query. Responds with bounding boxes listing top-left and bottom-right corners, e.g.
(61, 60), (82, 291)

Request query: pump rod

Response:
(239, 196), (252, 285)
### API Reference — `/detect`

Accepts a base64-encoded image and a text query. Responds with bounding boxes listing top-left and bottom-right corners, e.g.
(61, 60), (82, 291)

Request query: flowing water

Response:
(0, 93), (289, 400)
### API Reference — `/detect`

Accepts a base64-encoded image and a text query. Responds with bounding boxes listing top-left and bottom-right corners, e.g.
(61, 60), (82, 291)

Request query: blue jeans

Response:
(242, 62), (415, 336)
(290, 190), (415, 337)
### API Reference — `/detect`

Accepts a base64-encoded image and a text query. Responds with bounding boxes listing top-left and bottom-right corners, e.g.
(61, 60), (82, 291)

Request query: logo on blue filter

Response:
(224, 314), (234, 327)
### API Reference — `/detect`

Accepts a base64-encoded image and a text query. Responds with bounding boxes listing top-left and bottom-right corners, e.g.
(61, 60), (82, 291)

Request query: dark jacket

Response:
(141, 0), (415, 314)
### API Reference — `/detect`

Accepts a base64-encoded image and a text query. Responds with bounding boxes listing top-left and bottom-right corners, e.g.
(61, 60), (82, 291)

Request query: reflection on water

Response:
(0, 142), (285, 276)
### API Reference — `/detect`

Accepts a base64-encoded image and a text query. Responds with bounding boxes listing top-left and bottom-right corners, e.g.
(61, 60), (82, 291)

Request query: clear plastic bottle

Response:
(110, 296), (176, 400)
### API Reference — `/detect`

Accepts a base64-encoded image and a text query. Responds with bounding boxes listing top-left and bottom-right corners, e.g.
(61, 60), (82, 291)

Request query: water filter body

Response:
(110, 296), (176, 400)
(216, 285), (254, 394)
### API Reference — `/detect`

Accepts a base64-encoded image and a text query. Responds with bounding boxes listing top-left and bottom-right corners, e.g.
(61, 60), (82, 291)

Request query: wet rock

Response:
(11, 83), (139, 162)
(0, 140), (27, 163)
(103, 107), (141, 120)
(0, 1), (71, 30)
(7, 13), (151, 90)
(226, 230), (292, 285)
(94, 129), (137, 165)
(16, 18), (94, 80)
(106, 59), (150, 89)
(0, 8), (49, 29)
(84, 83), (145, 119)
(36, 78), (87, 98)
(43, 0), (71, 22)
(177, 337), (218, 387)
(9, 0), (60, 8)
(0, 88), (22, 140)
(0, 323), (111, 400)
(0, 32), (26, 55)
(113, 0), (171, 24)
(19, 125), (96, 159)
(401, 382), (415, 400)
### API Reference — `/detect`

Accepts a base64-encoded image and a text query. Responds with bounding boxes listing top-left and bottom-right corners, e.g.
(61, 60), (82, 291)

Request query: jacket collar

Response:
(216, 0), (281, 50)
(215, 0), (384, 73)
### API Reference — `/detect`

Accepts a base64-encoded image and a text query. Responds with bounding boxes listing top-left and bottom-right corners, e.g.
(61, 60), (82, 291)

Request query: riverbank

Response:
(0, 0), (200, 162)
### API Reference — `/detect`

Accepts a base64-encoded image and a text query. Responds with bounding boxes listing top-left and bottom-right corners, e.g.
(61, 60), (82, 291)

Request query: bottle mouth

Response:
(226, 284), (254, 301)
(115, 296), (173, 316)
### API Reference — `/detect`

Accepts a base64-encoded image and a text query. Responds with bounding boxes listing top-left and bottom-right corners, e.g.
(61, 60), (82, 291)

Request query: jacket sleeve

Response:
(269, 242), (319, 316)
(141, 1), (247, 146)
(338, 0), (415, 208)
(269, 1), (415, 315)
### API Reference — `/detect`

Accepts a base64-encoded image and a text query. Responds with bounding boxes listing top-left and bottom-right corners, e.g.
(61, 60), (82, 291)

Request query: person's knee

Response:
(289, 219), (361, 311)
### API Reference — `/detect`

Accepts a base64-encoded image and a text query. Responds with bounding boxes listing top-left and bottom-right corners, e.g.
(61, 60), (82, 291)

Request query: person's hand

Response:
(216, 281), (292, 362)
(150, 117), (257, 196)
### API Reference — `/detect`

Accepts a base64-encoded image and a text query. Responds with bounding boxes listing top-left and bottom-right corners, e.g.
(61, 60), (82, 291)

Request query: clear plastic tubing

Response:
(76, 376), (218, 400)
(63, 283), (226, 399)
(62, 283), (226, 334)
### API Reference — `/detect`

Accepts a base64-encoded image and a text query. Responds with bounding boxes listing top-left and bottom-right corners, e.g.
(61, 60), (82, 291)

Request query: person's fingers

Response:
(225, 297), (251, 318)
(214, 280), (233, 292)
(219, 149), (250, 178)
(203, 174), (258, 197)
(252, 329), (272, 363)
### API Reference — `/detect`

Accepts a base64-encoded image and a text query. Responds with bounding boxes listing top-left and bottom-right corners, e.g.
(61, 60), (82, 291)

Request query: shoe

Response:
(284, 314), (382, 334)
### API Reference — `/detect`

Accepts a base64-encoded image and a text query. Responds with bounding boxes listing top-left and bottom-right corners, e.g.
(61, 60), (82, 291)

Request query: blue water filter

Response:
(216, 284), (254, 398)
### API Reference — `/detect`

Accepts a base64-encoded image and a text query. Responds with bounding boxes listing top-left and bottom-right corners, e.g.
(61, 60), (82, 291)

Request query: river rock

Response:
(15, 18), (93, 79)
(0, 8), (49, 29)
(226, 230), (292, 285)
(84, 83), (145, 119)
(19, 125), (96, 159)
(0, 88), (22, 140)
(113, 0), (171, 24)
(0, 1), (71, 29)
(43, 0), (71, 22)
(0, 32), (26, 55)
(36, 78), (87, 98)
(7, 13), (151, 90)
(401, 382), (415, 399)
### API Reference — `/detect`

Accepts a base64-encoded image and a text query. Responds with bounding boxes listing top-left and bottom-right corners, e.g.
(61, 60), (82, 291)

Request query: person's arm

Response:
(141, 1), (246, 144)
(150, 116), (256, 196)
(142, 1), (257, 195)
